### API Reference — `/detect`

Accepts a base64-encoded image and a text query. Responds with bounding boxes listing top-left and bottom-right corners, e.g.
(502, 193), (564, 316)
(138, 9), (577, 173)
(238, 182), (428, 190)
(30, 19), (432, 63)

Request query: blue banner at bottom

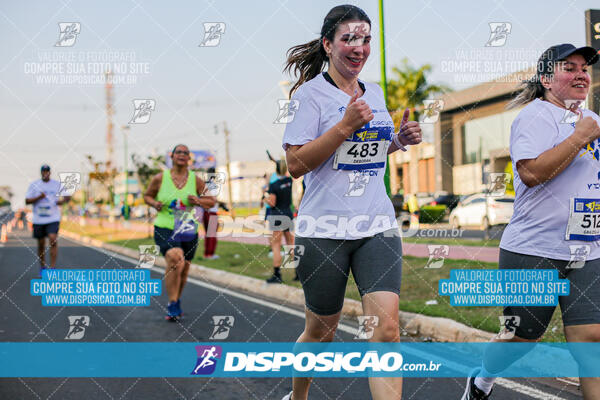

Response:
(1, 342), (599, 378)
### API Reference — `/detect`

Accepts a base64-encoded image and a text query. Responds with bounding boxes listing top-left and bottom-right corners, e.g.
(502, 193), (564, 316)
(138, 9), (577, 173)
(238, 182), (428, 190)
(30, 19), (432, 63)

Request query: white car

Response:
(449, 193), (514, 230)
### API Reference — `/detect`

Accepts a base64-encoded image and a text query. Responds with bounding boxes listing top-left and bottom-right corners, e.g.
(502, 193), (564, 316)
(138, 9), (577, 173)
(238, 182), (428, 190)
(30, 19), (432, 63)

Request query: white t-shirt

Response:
(500, 98), (600, 260)
(25, 179), (61, 224)
(282, 73), (398, 239)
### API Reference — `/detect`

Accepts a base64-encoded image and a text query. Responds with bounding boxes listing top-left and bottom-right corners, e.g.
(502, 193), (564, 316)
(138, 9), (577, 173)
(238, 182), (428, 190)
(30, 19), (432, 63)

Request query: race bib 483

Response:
(333, 126), (392, 170)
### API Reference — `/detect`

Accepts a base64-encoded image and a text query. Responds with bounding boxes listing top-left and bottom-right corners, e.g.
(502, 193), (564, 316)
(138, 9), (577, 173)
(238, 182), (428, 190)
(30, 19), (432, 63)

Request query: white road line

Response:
(75, 240), (569, 400)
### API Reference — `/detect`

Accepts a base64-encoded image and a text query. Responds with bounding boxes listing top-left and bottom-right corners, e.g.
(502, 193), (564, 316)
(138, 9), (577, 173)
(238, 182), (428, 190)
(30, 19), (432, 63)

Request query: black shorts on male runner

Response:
(32, 221), (60, 239)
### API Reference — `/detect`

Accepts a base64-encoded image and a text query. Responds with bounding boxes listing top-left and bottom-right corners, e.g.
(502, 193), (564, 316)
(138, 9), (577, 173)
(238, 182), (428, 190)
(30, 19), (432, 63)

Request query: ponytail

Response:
(506, 78), (546, 109)
(284, 39), (327, 98)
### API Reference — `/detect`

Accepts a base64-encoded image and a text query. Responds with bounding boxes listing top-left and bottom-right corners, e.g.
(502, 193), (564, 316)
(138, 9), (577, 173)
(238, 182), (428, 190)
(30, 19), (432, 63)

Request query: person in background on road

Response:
(202, 167), (220, 260)
(261, 170), (280, 222)
(17, 209), (27, 229)
(265, 159), (297, 283)
(462, 44), (600, 400)
(144, 144), (216, 321)
(25, 165), (71, 274)
(406, 192), (419, 228)
(280, 5), (422, 400)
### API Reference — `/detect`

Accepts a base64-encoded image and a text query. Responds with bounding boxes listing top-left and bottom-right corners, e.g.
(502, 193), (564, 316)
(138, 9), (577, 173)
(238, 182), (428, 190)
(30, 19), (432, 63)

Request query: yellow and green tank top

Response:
(153, 170), (197, 230)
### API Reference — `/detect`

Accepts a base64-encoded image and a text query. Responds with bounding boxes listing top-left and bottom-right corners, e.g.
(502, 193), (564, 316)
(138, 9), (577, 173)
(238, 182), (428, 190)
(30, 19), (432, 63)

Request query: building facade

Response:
(390, 69), (534, 195)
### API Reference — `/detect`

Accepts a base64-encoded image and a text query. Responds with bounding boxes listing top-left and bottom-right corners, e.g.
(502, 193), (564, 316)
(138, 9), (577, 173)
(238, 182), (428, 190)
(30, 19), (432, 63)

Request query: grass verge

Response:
(61, 220), (565, 341)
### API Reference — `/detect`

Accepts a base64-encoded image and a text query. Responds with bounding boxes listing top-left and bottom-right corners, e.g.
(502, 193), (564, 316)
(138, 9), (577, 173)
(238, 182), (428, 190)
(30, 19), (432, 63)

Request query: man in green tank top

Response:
(144, 144), (217, 321)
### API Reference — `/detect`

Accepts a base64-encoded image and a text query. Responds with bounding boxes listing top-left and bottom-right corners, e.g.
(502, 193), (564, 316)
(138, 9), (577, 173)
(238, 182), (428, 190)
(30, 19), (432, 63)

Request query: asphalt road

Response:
(0, 226), (582, 399)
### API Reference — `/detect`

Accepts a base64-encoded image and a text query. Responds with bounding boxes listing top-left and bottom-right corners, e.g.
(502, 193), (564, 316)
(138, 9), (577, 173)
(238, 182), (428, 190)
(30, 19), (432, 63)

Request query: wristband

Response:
(393, 134), (408, 152)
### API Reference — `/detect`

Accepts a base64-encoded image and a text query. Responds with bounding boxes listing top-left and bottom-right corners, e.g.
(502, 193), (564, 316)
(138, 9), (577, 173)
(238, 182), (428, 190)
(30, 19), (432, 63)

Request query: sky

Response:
(1, 0), (599, 205)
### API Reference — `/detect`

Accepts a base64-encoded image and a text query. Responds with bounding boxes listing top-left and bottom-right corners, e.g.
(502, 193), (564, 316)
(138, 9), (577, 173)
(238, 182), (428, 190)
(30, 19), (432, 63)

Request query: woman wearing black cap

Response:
(462, 44), (600, 400)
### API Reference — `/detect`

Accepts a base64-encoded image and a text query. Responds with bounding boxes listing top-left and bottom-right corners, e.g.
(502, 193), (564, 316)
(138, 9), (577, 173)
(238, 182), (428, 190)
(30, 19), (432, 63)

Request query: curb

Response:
(61, 229), (495, 343)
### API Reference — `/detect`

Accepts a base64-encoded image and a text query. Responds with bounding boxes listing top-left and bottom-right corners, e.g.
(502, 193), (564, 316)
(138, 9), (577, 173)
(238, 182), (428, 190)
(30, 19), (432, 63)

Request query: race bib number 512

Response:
(566, 198), (600, 241)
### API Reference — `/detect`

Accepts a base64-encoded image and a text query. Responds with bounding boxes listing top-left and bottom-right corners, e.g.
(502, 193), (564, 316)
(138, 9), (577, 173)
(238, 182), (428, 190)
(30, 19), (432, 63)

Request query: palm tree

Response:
(385, 58), (452, 196)
(386, 58), (452, 124)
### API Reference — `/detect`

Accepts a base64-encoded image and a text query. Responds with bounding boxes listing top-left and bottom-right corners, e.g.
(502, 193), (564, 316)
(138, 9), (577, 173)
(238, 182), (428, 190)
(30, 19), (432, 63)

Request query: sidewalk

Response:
(403, 242), (498, 263)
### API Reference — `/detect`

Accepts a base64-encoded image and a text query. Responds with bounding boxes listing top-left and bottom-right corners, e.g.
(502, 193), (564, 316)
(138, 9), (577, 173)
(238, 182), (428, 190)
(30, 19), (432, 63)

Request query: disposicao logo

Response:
(223, 351), (404, 373)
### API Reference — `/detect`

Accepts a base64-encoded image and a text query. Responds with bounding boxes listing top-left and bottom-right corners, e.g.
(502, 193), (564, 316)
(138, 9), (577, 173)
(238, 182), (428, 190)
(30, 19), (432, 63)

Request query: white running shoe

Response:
(281, 391), (293, 400)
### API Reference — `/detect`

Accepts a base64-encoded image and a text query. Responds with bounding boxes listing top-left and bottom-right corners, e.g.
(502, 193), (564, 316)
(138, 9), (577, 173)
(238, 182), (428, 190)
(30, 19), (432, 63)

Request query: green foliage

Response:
(419, 205), (447, 223)
(386, 58), (452, 126)
(131, 153), (166, 191)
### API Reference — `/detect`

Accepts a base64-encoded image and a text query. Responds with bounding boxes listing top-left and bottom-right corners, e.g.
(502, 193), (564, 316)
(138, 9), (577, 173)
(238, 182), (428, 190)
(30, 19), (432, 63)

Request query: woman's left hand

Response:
(187, 195), (201, 206)
(397, 108), (422, 146)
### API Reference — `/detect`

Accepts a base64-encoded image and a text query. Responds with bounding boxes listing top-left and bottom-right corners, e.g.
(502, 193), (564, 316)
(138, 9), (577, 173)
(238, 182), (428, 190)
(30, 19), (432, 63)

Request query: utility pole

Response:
(216, 123), (235, 217)
(105, 71), (115, 206)
(122, 125), (131, 220)
(378, 0), (392, 197)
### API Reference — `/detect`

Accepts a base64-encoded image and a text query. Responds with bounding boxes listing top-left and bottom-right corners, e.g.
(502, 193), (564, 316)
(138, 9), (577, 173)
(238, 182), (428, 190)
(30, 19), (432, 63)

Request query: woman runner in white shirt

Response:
(280, 5), (422, 400)
(462, 44), (600, 400)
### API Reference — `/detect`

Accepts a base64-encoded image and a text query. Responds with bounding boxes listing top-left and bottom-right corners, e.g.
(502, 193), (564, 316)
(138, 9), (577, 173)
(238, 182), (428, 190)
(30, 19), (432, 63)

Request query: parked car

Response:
(427, 192), (461, 213)
(449, 193), (514, 230)
(415, 192), (435, 208)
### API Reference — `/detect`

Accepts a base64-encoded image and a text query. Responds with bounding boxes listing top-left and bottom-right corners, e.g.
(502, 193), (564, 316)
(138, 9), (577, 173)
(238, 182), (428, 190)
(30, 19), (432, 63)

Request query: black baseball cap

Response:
(537, 44), (600, 75)
(41, 164), (51, 171)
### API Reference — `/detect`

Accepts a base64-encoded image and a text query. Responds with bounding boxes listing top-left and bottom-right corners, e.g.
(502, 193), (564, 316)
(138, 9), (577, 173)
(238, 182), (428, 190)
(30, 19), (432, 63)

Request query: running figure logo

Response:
(561, 100), (585, 125)
(274, 100), (300, 124)
(567, 245), (590, 269)
(55, 22), (81, 47)
(191, 345), (222, 375)
(281, 245), (305, 269)
(199, 22), (225, 47)
(345, 171), (370, 197)
(425, 245), (450, 269)
(498, 316), (520, 340)
(487, 173), (511, 196)
(138, 245), (160, 269)
(57, 172), (81, 196)
(172, 208), (202, 241)
(485, 22), (511, 47)
(129, 99), (156, 124)
(346, 22), (370, 46)
(354, 316), (379, 339)
(209, 316), (235, 340)
(202, 172), (226, 196)
(419, 100), (444, 124)
(65, 315), (90, 340)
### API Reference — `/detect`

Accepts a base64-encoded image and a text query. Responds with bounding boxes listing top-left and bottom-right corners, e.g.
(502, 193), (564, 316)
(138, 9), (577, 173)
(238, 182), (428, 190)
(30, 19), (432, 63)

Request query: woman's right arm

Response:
(144, 173), (163, 211)
(286, 122), (352, 178)
(286, 91), (373, 178)
(517, 117), (600, 187)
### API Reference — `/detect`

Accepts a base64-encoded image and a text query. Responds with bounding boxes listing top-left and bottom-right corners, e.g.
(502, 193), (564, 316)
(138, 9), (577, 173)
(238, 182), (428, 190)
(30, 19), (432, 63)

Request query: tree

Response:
(386, 58), (452, 125)
(131, 153), (166, 191)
